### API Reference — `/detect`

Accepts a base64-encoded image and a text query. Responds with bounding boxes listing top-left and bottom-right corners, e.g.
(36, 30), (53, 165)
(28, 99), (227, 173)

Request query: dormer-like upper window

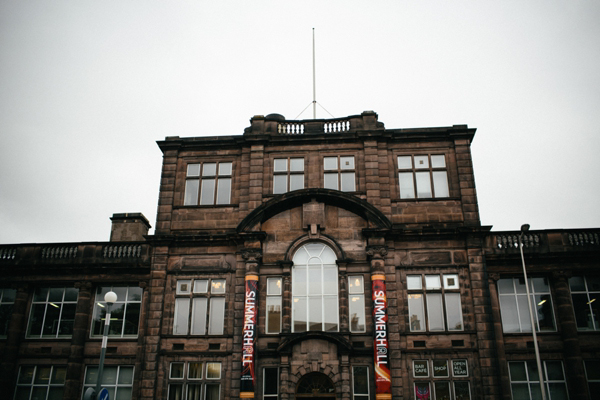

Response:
(184, 162), (232, 206)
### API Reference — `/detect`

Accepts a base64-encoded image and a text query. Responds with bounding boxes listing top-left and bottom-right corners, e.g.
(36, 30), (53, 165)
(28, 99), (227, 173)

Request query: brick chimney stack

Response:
(110, 213), (151, 242)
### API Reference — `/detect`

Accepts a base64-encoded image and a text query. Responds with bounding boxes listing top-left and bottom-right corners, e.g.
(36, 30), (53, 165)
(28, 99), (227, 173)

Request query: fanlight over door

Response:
(296, 372), (336, 398)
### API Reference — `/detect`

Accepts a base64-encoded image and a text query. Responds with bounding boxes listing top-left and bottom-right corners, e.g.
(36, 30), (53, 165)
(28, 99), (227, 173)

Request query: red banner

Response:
(240, 275), (258, 398)
(372, 274), (392, 399)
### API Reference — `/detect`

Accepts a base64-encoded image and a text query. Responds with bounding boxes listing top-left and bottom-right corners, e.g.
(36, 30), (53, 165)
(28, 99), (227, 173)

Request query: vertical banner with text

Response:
(372, 274), (392, 400)
(240, 275), (258, 399)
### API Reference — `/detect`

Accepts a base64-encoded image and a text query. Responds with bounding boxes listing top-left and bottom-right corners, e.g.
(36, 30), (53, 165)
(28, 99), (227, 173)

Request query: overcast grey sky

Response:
(1, 1), (599, 244)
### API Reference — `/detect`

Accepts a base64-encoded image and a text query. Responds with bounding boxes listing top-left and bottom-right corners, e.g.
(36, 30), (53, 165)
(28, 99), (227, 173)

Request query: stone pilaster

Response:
(0, 284), (29, 392)
(488, 273), (511, 400)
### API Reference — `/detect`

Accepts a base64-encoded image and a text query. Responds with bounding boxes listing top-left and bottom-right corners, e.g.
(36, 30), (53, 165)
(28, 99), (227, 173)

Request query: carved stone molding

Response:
(552, 270), (572, 281)
(74, 281), (92, 291)
(241, 249), (263, 263)
(366, 246), (388, 260)
(488, 273), (501, 282)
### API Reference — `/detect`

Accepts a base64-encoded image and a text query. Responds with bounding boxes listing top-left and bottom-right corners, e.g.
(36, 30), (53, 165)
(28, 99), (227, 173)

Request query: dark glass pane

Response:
(569, 276), (586, 291)
(535, 294), (555, 331)
(34, 366), (51, 383)
(31, 387), (48, 400)
(187, 384), (202, 400)
(264, 367), (279, 395)
(168, 384), (182, 400)
(170, 363), (183, 379)
(28, 304), (46, 336)
(108, 303), (125, 336)
(111, 287), (128, 302)
(124, 303), (140, 335)
(34, 288), (48, 302)
(2, 288), (16, 302)
(14, 387), (31, 400)
(52, 367), (67, 384)
(454, 381), (471, 400)
(353, 366), (369, 395)
(59, 303), (76, 335)
(572, 293), (593, 329)
(42, 303), (60, 336)
(434, 381), (451, 400)
(511, 383), (530, 400)
(587, 276), (600, 291)
(205, 384), (220, 400)
(128, 287), (143, 302)
(64, 287), (78, 301)
(48, 288), (64, 302)
(585, 360), (600, 380)
(548, 383), (568, 400)
(18, 366), (35, 384)
(48, 387), (64, 400)
(545, 361), (564, 380)
(509, 362), (527, 381)
(0, 303), (14, 336)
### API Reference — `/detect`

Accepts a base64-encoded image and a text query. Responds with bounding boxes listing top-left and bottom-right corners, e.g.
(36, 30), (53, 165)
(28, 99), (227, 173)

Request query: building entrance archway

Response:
(295, 372), (336, 399)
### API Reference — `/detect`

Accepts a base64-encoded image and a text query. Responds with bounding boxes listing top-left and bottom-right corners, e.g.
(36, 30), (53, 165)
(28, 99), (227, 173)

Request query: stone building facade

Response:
(0, 111), (599, 400)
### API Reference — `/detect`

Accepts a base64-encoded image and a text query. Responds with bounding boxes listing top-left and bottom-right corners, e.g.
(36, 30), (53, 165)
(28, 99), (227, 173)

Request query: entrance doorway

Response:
(295, 372), (336, 399)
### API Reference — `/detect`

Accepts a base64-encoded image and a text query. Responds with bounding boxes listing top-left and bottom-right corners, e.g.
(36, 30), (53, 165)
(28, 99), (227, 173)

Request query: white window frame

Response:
(273, 157), (304, 194)
(91, 286), (142, 338)
(412, 359), (471, 400)
(15, 365), (66, 400)
(397, 154), (449, 199)
(173, 279), (226, 336)
(323, 155), (356, 192)
(508, 360), (568, 400)
(498, 277), (556, 333)
(26, 287), (79, 338)
(168, 362), (221, 400)
(352, 366), (370, 400)
(83, 365), (134, 400)
(569, 275), (600, 331)
(184, 162), (233, 206)
(407, 274), (463, 332)
(263, 367), (279, 400)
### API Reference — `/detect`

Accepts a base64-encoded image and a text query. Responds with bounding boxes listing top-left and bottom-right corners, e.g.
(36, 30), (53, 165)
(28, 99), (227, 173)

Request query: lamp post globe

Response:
(104, 291), (117, 304)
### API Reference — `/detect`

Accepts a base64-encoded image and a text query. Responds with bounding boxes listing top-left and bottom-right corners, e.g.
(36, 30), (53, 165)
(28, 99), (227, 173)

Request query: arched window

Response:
(292, 243), (339, 332)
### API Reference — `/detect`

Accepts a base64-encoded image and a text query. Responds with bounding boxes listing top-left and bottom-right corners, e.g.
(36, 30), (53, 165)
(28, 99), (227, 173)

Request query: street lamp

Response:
(518, 224), (546, 400)
(84, 291), (118, 400)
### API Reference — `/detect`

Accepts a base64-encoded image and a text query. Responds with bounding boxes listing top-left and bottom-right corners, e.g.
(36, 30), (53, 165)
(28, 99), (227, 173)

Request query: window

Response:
(263, 367), (279, 400)
(83, 366), (134, 400)
(0, 288), (16, 337)
(266, 277), (282, 334)
(397, 154), (449, 199)
(498, 277), (555, 333)
(348, 276), (366, 333)
(407, 274), (463, 332)
(569, 276), (600, 330)
(27, 287), (78, 338)
(292, 243), (339, 332)
(508, 361), (568, 399)
(168, 362), (221, 400)
(184, 162), (232, 206)
(413, 359), (471, 400)
(585, 360), (600, 394)
(14, 365), (66, 400)
(324, 156), (355, 192)
(174, 279), (226, 335)
(352, 366), (370, 400)
(91, 286), (142, 338)
(273, 158), (304, 194)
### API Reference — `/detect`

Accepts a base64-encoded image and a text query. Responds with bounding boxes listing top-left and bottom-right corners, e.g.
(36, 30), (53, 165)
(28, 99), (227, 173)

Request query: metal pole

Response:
(95, 301), (112, 398)
(312, 28), (316, 119)
(519, 226), (546, 400)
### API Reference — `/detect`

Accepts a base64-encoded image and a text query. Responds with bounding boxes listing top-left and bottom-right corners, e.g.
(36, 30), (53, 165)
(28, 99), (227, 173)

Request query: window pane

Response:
(531, 277), (550, 292)
(200, 179), (215, 205)
(324, 157), (337, 170)
(431, 155), (446, 168)
(290, 158), (304, 171)
(47, 387), (64, 400)
(535, 294), (554, 331)
(340, 172), (355, 191)
(289, 174), (304, 191)
(548, 383), (568, 400)
(445, 293), (463, 330)
(572, 293), (593, 329)
(174, 298), (190, 335)
(414, 155), (429, 169)
(170, 363), (184, 379)
(48, 288), (63, 302)
(517, 295), (533, 332)
(511, 383), (530, 400)
(218, 162), (232, 175)
(264, 368), (279, 395)
(340, 156), (354, 169)
(588, 276), (600, 291)
(208, 298), (225, 335)
(184, 180), (199, 205)
(202, 163), (216, 176)
(188, 363), (202, 379)
(425, 275), (441, 290)
(191, 297), (207, 335)
(443, 274), (459, 289)
(407, 275), (422, 290)
(206, 363), (221, 379)
(413, 360), (429, 377)
(118, 367), (134, 384)
(51, 367), (67, 384)
(308, 297), (322, 331)
(187, 164), (200, 177)
(293, 297), (307, 332)
(324, 173), (338, 190)
(216, 178), (231, 204)
(433, 360), (449, 377)
(415, 383), (431, 398)
(42, 303), (60, 336)
(266, 296), (282, 334)
(177, 280), (192, 294)
(408, 294), (425, 332)
(323, 296), (338, 332)
(211, 280), (226, 294)
(349, 294), (365, 332)
(498, 279), (515, 294)
(205, 384), (220, 400)
(353, 366), (369, 395)
(509, 362), (527, 381)
(427, 293), (444, 330)
(569, 276), (586, 291)
(349, 276), (364, 294)
(193, 280), (208, 294)
(397, 156), (412, 169)
(64, 288), (78, 301)
(415, 172), (432, 198)
(322, 267), (337, 295)
(58, 303), (76, 336)
(500, 295), (520, 332)
(308, 266), (322, 295)
(434, 381), (451, 400)
(124, 303), (140, 335)
(35, 366), (52, 383)
(586, 360), (600, 380)
(454, 381), (471, 400)
(433, 171), (449, 197)
(267, 278), (282, 295)
(399, 172), (415, 199)
(293, 266), (307, 295)
(274, 159), (287, 172)
(273, 175), (287, 194)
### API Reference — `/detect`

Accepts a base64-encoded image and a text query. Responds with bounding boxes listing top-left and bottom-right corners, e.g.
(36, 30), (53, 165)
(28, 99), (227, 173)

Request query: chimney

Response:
(110, 213), (151, 242)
